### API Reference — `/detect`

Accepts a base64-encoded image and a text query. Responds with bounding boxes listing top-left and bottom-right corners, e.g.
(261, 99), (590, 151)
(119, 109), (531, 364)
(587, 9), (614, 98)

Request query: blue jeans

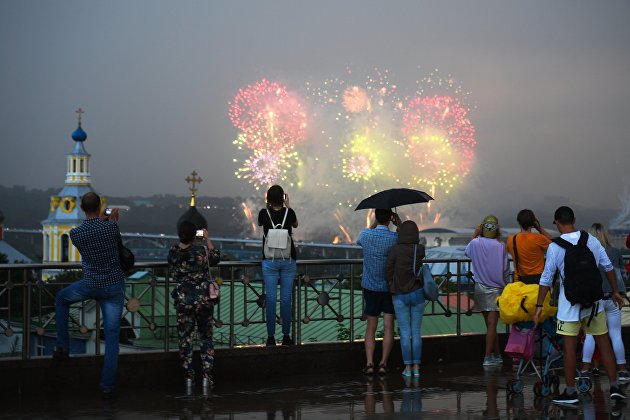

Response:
(393, 288), (425, 365)
(55, 280), (125, 390)
(262, 259), (296, 336)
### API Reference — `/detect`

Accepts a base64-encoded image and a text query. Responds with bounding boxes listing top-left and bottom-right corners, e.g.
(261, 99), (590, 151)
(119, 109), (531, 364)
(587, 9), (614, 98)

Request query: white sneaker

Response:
(492, 354), (503, 365)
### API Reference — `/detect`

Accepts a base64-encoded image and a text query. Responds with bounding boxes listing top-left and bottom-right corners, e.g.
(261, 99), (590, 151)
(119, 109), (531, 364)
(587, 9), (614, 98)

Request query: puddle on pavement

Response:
(2, 364), (628, 419)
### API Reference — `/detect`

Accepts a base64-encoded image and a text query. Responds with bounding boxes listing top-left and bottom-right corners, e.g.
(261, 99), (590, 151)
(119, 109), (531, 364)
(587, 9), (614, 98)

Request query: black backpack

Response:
(552, 230), (603, 308)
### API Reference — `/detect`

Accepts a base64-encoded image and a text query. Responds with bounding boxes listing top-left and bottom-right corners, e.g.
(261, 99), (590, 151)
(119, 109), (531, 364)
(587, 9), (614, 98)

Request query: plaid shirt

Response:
(70, 218), (126, 288)
(357, 225), (398, 292)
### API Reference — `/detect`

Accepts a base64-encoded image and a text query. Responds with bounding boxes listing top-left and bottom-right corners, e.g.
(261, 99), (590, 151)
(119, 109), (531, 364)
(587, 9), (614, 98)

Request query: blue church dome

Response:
(71, 126), (87, 142)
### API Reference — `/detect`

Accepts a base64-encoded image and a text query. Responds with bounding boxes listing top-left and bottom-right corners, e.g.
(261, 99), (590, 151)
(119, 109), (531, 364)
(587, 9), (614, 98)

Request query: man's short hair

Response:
(553, 206), (575, 225)
(516, 209), (535, 230)
(374, 208), (392, 224)
(80, 192), (101, 213)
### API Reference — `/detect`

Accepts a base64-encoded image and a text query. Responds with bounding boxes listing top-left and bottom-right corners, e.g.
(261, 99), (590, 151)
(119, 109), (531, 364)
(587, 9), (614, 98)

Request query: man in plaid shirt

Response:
(357, 208), (401, 375)
(54, 192), (126, 398)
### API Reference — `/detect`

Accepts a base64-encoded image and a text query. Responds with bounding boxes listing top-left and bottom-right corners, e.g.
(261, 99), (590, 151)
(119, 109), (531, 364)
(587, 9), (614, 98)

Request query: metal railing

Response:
(1, 256), (628, 359)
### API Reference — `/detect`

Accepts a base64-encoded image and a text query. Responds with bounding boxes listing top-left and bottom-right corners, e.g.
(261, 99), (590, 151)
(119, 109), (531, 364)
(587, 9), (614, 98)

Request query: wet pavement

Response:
(3, 362), (629, 419)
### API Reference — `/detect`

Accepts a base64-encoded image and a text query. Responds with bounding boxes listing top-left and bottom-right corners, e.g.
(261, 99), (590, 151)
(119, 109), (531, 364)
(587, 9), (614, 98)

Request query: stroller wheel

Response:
(577, 377), (592, 393)
(507, 378), (523, 394)
(534, 380), (552, 397)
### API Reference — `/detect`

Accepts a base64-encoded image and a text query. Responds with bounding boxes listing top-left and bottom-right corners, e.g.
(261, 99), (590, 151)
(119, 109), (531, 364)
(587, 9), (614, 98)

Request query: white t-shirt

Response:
(539, 231), (613, 322)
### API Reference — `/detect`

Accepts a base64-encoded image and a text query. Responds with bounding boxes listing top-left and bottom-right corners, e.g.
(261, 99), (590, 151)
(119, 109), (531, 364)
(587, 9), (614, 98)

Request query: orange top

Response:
(506, 232), (551, 281)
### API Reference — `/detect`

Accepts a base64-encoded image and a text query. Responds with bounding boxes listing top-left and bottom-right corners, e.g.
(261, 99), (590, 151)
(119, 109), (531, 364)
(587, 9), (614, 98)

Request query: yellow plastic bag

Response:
(496, 282), (556, 324)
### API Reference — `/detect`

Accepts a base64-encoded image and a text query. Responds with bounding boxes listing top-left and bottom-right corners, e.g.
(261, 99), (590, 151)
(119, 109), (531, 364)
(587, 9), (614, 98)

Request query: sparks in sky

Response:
(229, 69), (477, 238)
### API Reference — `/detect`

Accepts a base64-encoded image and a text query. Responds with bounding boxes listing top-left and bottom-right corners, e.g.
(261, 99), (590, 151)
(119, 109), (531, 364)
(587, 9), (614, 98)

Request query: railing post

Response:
(456, 261), (461, 336)
(95, 303), (101, 356)
(349, 263), (354, 342)
(229, 266), (235, 348)
(164, 267), (170, 352)
(296, 265), (302, 345)
(22, 269), (32, 360)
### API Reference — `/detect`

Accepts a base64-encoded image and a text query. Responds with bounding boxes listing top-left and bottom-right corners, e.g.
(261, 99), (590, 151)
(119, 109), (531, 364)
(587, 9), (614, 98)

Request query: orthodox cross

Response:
(185, 171), (203, 196)
(76, 108), (84, 126)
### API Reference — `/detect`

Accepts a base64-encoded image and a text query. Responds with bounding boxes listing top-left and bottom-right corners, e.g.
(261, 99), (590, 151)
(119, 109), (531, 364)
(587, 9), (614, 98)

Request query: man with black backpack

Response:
(534, 206), (626, 405)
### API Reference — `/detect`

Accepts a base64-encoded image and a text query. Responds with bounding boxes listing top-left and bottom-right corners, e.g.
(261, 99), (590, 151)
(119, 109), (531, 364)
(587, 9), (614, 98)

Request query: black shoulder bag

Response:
(117, 234), (135, 273)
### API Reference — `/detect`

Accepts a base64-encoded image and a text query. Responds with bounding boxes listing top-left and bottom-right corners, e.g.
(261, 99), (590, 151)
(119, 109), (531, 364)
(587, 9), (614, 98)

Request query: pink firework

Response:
(228, 79), (308, 151)
(402, 95), (476, 175)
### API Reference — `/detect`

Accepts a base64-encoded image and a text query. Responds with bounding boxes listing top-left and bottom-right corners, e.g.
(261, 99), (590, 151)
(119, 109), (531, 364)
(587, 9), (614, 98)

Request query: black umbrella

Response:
(354, 188), (433, 211)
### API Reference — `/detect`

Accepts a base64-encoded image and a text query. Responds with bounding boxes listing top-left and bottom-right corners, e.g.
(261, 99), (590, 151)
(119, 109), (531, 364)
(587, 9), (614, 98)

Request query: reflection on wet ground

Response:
(3, 362), (629, 419)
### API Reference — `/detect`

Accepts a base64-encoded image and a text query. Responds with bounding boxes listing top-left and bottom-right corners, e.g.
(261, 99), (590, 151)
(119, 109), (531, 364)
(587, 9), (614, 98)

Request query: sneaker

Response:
(202, 375), (213, 390)
(52, 348), (69, 361)
(483, 356), (496, 367)
(618, 371), (630, 383)
(266, 336), (276, 346)
(492, 353), (503, 365)
(281, 335), (294, 346)
(610, 386), (627, 400)
(552, 389), (579, 405)
(185, 373), (195, 388)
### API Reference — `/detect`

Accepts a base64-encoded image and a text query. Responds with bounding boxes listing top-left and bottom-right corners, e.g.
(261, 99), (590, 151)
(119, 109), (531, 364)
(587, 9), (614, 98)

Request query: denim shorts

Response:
(363, 289), (394, 316)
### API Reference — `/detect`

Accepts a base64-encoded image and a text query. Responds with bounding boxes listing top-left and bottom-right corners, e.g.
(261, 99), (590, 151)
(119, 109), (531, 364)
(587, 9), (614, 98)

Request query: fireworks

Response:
(340, 133), (383, 182)
(228, 79), (307, 189)
(402, 95), (476, 193)
(229, 69), (477, 239)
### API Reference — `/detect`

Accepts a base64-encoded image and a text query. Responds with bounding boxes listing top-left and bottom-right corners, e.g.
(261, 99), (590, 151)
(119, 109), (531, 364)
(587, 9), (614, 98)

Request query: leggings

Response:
(582, 299), (626, 365)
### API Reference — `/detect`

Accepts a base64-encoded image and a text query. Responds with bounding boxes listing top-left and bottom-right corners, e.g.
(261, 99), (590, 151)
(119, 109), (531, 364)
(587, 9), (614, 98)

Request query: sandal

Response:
(378, 363), (389, 375)
(362, 363), (375, 375)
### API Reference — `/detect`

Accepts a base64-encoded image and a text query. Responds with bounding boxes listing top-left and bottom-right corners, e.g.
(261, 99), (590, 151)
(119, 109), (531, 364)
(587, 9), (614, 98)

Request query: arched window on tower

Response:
(61, 234), (69, 262)
(72, 159), (76, 173)
(80, 159), (84, 172)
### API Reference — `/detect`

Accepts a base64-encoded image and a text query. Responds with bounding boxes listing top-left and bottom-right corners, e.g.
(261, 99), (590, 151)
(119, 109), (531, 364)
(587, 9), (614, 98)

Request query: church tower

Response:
(41, 109), (103, 272)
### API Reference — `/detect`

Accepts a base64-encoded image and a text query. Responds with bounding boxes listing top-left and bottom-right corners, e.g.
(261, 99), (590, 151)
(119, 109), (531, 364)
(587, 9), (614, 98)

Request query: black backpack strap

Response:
(512, 234), (521, 277)
(552, 236), (571, 250)
(577, 230), (588, 247)
(586, 302), (599, 327)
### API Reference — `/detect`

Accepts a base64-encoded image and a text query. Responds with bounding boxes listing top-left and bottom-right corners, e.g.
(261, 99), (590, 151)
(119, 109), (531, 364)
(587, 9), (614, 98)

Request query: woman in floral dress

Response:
(168, 220), (220, 390)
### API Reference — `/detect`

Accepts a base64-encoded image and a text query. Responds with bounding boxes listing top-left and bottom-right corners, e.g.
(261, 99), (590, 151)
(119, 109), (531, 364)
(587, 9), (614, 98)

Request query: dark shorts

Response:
(363, 289), (394, 316)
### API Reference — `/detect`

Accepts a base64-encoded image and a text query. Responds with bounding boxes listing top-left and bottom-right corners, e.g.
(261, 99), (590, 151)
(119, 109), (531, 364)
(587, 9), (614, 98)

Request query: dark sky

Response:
(1, 1), (629, 216)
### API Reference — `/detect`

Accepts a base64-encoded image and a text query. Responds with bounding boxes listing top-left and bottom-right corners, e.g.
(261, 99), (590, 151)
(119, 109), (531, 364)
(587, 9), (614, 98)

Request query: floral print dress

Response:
(168, 243), (220, 379)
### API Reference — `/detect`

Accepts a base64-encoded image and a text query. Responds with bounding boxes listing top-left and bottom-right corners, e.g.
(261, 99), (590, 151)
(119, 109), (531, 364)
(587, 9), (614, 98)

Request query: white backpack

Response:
(263, 208), (291, 259)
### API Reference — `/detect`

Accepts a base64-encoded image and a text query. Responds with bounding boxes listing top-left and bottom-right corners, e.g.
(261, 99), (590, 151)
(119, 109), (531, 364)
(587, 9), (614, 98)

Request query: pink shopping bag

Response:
(504, 325), (535, 360)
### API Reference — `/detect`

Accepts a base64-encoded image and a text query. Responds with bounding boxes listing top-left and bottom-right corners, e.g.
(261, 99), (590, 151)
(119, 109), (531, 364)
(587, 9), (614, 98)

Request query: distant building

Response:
(40, 109), (106, 278)
(0, 240), (32, 263)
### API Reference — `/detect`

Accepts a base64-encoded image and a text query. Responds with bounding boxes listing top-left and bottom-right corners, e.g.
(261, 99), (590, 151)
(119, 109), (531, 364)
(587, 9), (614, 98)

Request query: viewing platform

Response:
(1, 258), (630, 418)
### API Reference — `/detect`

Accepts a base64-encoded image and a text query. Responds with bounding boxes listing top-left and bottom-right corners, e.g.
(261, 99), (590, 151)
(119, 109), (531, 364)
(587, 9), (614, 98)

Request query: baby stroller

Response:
(505, 318), (563, 397)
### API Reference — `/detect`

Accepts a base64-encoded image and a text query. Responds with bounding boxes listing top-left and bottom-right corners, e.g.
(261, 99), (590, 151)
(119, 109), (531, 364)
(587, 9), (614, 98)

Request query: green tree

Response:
(0, 252), (8, 264)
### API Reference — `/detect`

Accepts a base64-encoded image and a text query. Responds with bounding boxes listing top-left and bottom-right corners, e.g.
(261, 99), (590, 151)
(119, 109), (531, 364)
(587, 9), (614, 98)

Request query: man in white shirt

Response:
(534, 206), (626, 405)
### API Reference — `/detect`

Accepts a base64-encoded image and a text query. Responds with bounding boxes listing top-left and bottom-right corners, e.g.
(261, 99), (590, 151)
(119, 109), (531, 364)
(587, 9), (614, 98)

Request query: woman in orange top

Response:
(506, 209), (553, 284)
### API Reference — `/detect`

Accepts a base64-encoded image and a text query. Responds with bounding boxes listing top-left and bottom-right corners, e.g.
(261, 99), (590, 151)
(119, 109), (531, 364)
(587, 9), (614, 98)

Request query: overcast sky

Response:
(1, 1), (629, 216)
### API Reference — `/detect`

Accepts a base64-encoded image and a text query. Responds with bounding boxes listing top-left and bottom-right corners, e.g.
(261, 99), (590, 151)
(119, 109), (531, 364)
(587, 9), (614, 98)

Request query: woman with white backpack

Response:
(258, 185), (299, 346)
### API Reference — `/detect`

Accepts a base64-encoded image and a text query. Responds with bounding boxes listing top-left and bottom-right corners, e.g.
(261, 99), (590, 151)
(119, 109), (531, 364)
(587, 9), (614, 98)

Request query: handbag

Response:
(117, 235), (135, 272)
(413, 245), (438, 301)
(205, 246), (220, 301)
(504, 325), (535, 360)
